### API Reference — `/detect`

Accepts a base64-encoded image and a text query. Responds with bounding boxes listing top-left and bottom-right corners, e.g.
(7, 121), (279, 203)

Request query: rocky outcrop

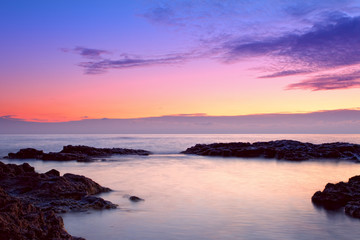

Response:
(312, 176), (360, 218)
(5, 145), (152, 162)
(0, 186), (84, 240)
(0, 161), (117, 213)
(181, 140), (360, 161)
(0, 161), (117, 239)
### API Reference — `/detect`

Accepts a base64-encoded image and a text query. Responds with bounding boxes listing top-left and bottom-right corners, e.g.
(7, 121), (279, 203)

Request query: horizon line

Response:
(1, 107), (360, 123)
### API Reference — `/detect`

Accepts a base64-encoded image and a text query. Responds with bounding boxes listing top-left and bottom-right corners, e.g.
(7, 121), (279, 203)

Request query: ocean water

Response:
(1, 134), (360, 240)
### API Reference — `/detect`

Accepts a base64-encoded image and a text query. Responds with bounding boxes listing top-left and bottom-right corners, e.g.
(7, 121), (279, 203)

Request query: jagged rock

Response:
(4, 145), (152, 162)
(312, 175), (360, 218)
(7, 148), (44, 159)
(0, 186), (85, 240)
(181, 140), (360, 162)
(0, 161), (117, 213)
(0, 161), (120, 239)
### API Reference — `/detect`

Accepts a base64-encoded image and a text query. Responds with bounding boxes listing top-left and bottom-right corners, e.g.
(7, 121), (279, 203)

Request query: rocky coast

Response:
(182, 140), (360, 161)
(0, 161), (117, 239)
(4, 145), (152, 162)
(312, 176), (360, 218)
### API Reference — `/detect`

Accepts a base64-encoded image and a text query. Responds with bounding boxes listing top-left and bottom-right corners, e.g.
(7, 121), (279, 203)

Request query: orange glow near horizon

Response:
(1, 59), (360, 122)
(2, 1), (360, 123)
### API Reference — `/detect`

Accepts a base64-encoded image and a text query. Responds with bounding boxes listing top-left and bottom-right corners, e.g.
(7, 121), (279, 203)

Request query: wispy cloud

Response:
(0, 115), (17, 119)
(222, 14), (360, 90)
(259, 70), (312, 78)
(78, 54), (188, 74)
(62, 2), (360, 90)
(287, 70), (360, 91)
(61, 47), (111, 59)
(224, 14), (360, 68)
(162, 113), (208, 117)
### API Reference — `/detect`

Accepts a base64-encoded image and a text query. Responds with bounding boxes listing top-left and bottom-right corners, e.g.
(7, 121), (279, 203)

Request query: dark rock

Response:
(129, 196), (144, 202)
(181, 140), (360, 162)
(5, 145), (152, 162)
(6, 148), (44, 159)
(0, 186), (85, 240)
(312, 175), (360, 218)
(45, 169), (60, 177)
(61, 145), (152, 156)
(0, 161), (117, 213)
(42, 152), (91, 162)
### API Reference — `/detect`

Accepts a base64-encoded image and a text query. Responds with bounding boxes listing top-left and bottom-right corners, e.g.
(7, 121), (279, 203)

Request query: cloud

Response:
(61, 47), (110, 59)
(142, 5), (181, 26)
(224, 15), (360, 68)
(0, 115), (26, 121)
(259, 69), (312, 78)
(222, 14), (360, 90)
(0, 115), (16, 119)
(79, 54), (187, 74)
(162, 113), (208, 117)
(62, 2), (360, 91)
(287, 70), (360, 90)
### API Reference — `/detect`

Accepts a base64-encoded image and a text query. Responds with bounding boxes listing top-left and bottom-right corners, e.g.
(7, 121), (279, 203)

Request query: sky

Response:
(1, 0), (360, 122)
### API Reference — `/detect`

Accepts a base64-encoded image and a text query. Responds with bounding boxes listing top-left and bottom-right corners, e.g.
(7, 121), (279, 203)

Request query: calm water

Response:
(1, 134), (360, 240)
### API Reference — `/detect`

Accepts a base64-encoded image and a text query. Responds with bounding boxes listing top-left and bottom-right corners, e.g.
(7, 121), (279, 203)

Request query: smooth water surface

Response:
(1, 134), (360, 240)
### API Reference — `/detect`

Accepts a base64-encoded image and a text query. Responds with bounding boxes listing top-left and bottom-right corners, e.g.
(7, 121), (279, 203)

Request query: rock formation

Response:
(0, 186), (84, 240)
(0, 161), (117, 239)
(0, 161), (117, 213)
(182, 140), (360, 161)
(312, 176), (360, 218)
(5, 145), (152, 162)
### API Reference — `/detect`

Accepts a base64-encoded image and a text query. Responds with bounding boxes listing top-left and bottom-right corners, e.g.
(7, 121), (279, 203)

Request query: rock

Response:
(42, 152), (91, 162)
(181, 140), (360, 162)
(60, 145), (152, 156)
(0, 161), (117, 213)
(129, 196), (144, 202)
(0, 186), (85, 240)
(45, 169), (60, 177)
(5, 145), (152, 162)
(312, 175), (360, 218)
(6, 148), (44, 159)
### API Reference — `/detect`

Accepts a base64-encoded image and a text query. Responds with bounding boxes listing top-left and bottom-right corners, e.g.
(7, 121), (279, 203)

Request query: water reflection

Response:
(52, 155), (360, 240)
(2, 134), (360, 240)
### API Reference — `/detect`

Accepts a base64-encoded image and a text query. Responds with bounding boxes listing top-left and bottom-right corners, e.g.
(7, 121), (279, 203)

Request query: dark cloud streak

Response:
(225, 15), (360, 68)
(61, 47), (110, 59)
(79, 54), (187, 74)
(259, 69), (312, 78)
(287, 70), (360, 90)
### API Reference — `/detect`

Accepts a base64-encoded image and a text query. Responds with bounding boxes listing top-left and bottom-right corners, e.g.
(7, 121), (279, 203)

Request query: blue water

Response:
(1, 134), (360, 240)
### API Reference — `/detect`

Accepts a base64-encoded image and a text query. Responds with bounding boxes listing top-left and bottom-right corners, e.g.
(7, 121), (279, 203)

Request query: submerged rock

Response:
(312, 176), (360, 218)
(4, 145), (152, 162)
(129, 196), (144, 202)
(181, 140), (360, 162)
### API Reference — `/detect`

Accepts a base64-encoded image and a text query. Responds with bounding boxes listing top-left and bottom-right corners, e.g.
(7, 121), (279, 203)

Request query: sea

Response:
(1, 134), (360, 240)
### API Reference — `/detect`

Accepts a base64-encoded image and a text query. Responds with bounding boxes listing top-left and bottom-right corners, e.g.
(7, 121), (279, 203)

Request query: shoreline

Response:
(0, 161), (117, 239)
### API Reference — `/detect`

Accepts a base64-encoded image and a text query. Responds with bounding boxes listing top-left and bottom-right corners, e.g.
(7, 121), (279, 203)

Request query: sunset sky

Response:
(1, 0), (360, 122)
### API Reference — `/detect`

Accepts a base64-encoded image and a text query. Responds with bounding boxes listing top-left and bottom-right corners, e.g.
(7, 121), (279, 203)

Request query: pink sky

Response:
(1, 1), (360, 122)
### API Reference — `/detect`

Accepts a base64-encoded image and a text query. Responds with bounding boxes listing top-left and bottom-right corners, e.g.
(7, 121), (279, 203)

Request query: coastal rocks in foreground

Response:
(0, 161), (117, 213)
(181, 140), (360, 161)
(312, 176), (360, 218)
(0, 161), (116, 239)
(5, 145), (152, 162)
(0, 186), (84, 240)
